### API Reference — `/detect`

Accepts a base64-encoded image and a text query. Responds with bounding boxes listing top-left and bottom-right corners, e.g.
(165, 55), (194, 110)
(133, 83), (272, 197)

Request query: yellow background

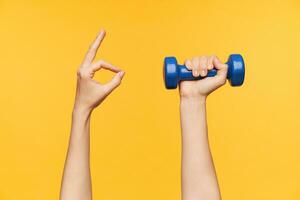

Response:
(0, 0), (300, 199)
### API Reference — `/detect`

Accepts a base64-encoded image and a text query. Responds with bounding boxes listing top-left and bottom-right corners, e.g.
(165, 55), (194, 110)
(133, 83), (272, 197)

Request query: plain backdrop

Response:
(0, 0), (300, 199)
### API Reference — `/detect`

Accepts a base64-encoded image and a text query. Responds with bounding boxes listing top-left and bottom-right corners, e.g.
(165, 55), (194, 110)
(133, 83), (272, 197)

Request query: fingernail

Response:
(194, 71), (199, 77)
(201, 70), (206, 76)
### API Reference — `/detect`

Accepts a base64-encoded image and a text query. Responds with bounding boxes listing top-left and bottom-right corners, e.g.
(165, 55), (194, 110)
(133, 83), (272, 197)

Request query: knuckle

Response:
(219, 78), (226, 86)
(192, 58), (198, 64)
(102, 86), (110, 93)
(116, 80), (121, 86)
(201, 55), (208, 61)
(193, 65), (199, 70)
(77, 68), (89, 79)
(184, 59), (190, 65)
(88, 44), (95, 51)
(115, 76), (122, 84)
(199, 64), (206, 69)
(77, 69), (83, 77)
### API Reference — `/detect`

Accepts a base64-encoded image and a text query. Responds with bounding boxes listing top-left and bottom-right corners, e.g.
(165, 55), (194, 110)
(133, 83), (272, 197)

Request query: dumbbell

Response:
(163, 54), (245, 89)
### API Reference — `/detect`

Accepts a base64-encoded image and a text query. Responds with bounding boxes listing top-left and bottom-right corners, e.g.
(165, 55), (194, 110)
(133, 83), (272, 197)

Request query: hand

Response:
(179, 55), (228, 99)
(74, 29), (125, 114)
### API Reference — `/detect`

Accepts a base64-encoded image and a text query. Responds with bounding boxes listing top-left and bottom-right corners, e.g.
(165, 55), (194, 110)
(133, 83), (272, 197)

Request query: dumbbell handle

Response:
(177, 65), (218, 81)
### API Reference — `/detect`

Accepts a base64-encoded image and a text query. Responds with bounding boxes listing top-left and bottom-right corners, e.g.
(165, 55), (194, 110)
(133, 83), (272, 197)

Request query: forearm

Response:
(180, 97), (221, 200)
(59, 29), (124, 200)
(60, 107), (92, 200)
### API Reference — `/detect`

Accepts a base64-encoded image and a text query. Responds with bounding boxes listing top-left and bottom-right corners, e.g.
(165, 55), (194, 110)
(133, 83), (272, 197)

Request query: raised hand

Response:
(179, 55), (227, 99)
(74, 29), (125, 113)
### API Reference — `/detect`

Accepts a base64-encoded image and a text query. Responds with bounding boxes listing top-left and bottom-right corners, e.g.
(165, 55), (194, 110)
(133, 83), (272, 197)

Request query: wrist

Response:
(180, 95), (207, 104)
(72, 104), (92, 119)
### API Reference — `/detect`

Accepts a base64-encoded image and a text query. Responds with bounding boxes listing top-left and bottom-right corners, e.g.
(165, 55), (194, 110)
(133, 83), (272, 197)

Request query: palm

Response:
(179, 76), (225, 97)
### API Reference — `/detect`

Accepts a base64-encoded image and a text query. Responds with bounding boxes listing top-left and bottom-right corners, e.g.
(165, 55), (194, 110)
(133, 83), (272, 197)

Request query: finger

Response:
(213, 57), (228, 85)
(184, 59), (193, 70)
(103, 71), (125, 94)
(199, 56), (208, 77)
(90, 60), (121, 73)
(207, 55), (215, 70)
(82, 29), (106, 67)
(192, 57), (200, 77)
(213, 56), (228, 76)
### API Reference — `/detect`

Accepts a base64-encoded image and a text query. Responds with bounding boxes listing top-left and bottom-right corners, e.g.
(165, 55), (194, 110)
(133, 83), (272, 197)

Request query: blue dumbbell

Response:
(163, 54), (245, 89)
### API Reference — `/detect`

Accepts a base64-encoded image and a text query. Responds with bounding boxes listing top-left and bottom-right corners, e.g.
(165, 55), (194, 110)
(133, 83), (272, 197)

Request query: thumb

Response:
(103, 71), (125, 93)
(213, 57), (228, 77)
(212, 57), (228, 86)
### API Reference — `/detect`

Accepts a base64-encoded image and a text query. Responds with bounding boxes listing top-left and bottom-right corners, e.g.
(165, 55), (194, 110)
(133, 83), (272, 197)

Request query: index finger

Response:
(82, 29), (106, 67)
(90, 60), (121, 73)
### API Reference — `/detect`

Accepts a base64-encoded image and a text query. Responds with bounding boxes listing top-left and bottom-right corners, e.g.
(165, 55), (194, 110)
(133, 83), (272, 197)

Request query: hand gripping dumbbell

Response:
(163, 54), (245, 89)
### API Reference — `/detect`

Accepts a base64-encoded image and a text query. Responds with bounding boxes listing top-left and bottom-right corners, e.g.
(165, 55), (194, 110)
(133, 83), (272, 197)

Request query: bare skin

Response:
(180, 55), (228, 200)
(60, 29), (125, 200)
(59, 29), (226, 200)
